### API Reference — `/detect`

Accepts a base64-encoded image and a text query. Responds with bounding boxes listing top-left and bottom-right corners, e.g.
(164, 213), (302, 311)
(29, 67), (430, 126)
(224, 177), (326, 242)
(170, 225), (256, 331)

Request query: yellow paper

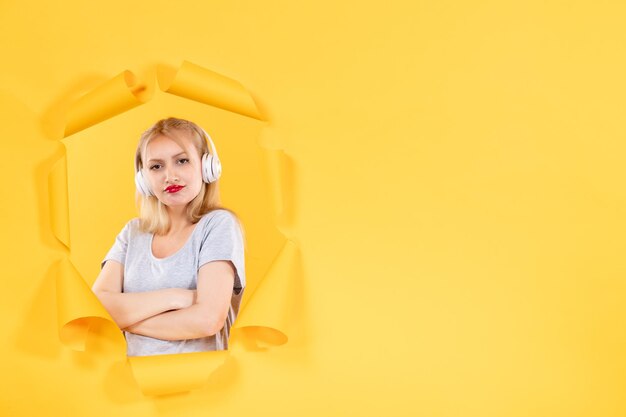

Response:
(4, 2), (626, 415)
(128, 351), (228, 396)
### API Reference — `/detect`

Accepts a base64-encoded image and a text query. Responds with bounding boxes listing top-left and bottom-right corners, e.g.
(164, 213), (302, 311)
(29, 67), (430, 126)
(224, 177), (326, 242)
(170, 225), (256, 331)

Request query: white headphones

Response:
(134, 126), (222, 197)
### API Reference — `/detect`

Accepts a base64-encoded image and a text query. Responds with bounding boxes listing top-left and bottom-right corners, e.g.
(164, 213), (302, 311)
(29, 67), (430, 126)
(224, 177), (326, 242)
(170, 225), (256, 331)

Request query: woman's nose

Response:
(164, 165), (179, 183)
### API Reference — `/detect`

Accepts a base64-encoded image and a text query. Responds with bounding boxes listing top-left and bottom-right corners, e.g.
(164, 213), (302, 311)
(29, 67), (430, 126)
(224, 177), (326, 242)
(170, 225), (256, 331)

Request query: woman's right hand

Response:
(169, 288), (197, 310)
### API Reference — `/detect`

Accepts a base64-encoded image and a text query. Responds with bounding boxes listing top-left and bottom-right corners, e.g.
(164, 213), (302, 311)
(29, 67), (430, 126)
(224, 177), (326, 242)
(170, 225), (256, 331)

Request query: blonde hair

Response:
(134, 117), (241, 235)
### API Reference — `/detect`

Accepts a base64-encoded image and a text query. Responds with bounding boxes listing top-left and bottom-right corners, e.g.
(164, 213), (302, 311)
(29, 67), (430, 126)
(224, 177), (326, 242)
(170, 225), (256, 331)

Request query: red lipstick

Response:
(165, 185), (184, 193)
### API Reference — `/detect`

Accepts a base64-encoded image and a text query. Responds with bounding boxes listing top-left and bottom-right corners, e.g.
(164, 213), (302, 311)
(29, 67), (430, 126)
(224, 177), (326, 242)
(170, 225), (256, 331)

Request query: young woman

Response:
(92, 117), (245, 357)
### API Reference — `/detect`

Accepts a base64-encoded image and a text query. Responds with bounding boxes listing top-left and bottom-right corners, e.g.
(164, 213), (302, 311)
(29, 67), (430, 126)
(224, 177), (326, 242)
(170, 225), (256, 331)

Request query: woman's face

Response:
(143, 132), (204, 209)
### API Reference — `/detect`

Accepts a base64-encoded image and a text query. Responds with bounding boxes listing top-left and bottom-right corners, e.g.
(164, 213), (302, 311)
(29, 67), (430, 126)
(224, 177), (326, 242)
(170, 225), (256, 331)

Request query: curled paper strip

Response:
(236, 239), (298, 347)
(64, 70), (146, 137)
(157, 61), (263, 120)
(56, 257), (126, 354)
(49, 156), (70, 248)
(51, 60), (298, 396)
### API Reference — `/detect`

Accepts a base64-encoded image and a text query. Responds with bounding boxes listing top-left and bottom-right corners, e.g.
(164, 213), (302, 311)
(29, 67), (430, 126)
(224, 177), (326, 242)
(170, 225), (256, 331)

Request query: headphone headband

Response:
(198, 127), (219, 161)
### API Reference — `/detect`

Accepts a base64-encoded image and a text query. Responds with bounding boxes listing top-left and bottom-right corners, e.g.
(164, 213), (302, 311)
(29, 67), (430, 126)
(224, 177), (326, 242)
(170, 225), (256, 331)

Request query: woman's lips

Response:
(165, 185), (184, 193)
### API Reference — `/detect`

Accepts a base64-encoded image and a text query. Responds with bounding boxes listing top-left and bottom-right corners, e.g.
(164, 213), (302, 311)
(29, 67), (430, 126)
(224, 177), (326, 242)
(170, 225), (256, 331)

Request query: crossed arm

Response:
(92, 260), (235, 341)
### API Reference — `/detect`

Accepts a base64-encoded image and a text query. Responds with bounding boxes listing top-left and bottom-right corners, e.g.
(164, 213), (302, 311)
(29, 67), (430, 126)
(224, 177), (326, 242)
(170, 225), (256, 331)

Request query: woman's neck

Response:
(166, 206), (192, 234)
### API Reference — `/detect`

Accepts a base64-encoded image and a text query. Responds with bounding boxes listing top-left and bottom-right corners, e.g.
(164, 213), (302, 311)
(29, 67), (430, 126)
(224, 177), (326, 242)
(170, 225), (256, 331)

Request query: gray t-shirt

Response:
(100, 209), (245, 357)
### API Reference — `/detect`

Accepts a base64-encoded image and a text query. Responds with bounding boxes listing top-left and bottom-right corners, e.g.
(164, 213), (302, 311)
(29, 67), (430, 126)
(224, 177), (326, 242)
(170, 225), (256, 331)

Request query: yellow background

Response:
(1, 1), (625, 415)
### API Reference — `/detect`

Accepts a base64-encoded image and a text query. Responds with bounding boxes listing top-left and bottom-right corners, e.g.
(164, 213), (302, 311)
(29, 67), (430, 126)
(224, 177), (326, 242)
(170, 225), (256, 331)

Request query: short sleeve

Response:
(101, 220), (132, 270)
(198, 211), (246, 291)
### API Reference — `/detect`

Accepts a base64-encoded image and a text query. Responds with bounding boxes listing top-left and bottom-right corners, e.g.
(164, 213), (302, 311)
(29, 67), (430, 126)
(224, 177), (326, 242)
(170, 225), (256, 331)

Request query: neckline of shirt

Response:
(148, 213), (211, 262)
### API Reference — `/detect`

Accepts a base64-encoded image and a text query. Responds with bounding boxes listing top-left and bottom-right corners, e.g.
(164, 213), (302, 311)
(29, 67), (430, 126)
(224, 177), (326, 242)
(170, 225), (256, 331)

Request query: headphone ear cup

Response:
(212, 156), (222, 181)
(202, 153), (221, 183)
(135, 170), (153, 196)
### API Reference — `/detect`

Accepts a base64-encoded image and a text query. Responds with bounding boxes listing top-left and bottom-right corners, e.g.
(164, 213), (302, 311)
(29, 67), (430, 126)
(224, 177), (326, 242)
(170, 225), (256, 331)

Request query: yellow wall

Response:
(1, 1), (625, 415)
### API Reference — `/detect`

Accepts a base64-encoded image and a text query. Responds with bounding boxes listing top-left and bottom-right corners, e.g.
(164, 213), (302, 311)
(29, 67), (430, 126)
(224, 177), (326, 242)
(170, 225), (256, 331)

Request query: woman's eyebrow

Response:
(147, 152), (187, 163)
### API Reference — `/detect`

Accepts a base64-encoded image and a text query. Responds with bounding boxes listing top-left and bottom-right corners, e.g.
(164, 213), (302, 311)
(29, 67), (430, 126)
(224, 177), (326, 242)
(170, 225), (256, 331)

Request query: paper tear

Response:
(261, 149), (297, 238)
(53, 60), (299, 396)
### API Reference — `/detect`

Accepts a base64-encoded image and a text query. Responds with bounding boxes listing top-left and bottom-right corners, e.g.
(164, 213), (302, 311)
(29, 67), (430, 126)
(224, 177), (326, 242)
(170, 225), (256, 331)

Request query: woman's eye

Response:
(149, 159), (187, 170)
